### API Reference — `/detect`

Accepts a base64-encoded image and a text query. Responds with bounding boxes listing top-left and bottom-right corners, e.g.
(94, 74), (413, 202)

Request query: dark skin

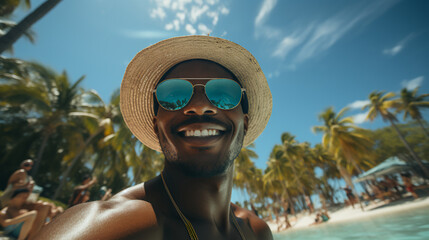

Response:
(34, 60), (273, 240)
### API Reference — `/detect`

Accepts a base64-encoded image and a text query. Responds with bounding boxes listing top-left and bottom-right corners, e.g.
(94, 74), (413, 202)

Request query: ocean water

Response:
(273, 206), (429, 240)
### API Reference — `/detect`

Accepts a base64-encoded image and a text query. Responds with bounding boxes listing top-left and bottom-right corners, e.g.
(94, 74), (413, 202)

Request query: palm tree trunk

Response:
(416, 118), (429, 138)
(31, 131), (50, 178)
(338, 165), (364, 211)
(52, 129), (102, 200)
(389, 119), (429, 178)
(0, 0), (62, 53)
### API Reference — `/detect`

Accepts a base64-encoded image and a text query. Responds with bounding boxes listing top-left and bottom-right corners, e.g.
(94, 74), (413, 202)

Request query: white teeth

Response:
(184, 129), (220, 137)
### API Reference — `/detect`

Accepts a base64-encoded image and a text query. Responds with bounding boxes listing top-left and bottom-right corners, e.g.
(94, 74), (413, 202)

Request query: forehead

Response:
(162, 59), (237, 81)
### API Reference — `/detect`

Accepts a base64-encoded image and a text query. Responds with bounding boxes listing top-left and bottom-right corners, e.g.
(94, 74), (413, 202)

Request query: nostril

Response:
(204, 110), (216, 115)
(184, 110), (196, 115)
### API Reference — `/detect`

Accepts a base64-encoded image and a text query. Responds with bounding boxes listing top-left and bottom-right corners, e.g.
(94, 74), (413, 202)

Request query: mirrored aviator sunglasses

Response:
(154, 78), (245, 111)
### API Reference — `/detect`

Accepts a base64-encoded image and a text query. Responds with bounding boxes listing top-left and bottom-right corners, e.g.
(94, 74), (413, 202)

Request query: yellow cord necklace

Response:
(161, 172), (246, 240)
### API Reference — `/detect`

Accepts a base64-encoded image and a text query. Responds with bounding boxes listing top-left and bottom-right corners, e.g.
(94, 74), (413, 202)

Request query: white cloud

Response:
(122, 30), (171, 39)
(198, 23), (211, 35)
(272, 37), (300, 58)
(165, 23), (174, 30)
(173, 19), (180, 30)
(402, 76), (424, 90)
(149, 0), (228, 36)
(220, 6), (229, 15)
(383, 34), (415, 56)
(150, 7), (167, 20)
(176, 12), (186, 24)
(272, 26), (313, 59)
(383, 45), (402, 56)
(185, 24), (196, 34)
(269, 1), (400, 65)
(255, 0), (277, 27)
(207, 11), (219, 25)
(347, 100), (370, 109)
(352, 112), (369, 124)
(254, 0), (280, 39)
(189, 5), (209, 23)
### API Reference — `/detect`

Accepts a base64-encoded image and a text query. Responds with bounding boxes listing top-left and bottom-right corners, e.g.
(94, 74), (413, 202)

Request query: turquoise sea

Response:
(273, 206), (429, 240)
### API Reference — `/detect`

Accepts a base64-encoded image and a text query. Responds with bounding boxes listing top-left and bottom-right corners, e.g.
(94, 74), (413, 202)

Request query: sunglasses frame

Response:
(153, 78), (246, 111)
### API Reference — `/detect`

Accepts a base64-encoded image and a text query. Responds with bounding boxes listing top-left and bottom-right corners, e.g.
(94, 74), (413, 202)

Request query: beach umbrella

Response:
(354, 156), (409, 182)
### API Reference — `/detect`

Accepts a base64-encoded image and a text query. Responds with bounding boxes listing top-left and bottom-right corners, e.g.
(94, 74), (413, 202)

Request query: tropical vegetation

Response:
(1, 0), (428, 230)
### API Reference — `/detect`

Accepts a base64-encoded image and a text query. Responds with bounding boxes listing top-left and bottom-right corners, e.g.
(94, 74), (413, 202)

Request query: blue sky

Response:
(8, 0), (429, 202)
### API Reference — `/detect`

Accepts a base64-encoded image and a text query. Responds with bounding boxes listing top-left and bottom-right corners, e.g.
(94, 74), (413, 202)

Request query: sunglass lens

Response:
(156, 79), (193, 110)
(205, 79), (242, 110)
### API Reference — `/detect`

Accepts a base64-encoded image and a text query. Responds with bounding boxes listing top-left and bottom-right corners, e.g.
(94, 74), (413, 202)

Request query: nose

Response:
(183, 86), (217, 116)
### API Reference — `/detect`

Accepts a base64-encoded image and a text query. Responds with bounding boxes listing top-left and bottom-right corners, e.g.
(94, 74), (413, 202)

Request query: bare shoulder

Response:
(8, 169), (26, 183)
(232, 203), (273, 240)
(35, 183), (161, 240)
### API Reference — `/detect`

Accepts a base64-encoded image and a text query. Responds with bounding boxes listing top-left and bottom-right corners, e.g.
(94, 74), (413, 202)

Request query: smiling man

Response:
(35, 36), (273, 239)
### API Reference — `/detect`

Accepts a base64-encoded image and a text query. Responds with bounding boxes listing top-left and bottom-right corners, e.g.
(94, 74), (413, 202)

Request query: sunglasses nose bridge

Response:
(183, 86), (217, 116)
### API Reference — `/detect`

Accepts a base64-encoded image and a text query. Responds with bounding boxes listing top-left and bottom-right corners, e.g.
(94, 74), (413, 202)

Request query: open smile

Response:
(176, 123), (227, 147)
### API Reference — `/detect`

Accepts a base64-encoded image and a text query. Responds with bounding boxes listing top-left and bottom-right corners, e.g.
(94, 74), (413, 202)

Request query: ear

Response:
(243, 114), (249, 135)
(153, 116), (159, 136)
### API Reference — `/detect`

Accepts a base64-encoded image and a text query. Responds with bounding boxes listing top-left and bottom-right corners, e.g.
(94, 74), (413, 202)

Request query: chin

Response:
(160, 127), (245, 178)
(176, 156), (234, 178)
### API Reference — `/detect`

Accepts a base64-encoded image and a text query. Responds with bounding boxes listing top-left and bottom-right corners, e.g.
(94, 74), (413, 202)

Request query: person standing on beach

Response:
(34, 36), (273, 239)
(68, 175), (97, 207)
(343, 186), (355, 208)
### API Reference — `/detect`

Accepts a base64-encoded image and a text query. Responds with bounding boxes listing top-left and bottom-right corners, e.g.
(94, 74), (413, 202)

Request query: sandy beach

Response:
(268, 194), (429, 233)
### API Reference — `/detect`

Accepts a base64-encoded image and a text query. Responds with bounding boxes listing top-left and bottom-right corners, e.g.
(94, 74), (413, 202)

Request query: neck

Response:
(161, 163), (234, 226)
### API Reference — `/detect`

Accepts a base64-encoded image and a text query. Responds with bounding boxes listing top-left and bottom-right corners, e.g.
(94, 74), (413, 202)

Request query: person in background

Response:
(68, 175), (97, 207)
(342, 186), (355, 208)
(0, 189), (37, 240)
(1, 160), (52, 238)
(401, 173), (418, 199)
(1, 159), (35, 208)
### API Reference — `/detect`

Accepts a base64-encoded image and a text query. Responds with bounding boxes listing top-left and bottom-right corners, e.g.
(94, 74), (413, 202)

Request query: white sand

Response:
(267, 195), (429, 233)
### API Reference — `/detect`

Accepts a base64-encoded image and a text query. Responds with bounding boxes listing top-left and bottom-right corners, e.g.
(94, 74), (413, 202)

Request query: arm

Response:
(74, 177), (97, 191)
(101, 188), (112, 201)
(1, 210), (37, 227)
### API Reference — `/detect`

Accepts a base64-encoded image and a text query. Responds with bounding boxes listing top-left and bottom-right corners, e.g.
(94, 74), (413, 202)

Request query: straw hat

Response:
(120, 35), (272, 152)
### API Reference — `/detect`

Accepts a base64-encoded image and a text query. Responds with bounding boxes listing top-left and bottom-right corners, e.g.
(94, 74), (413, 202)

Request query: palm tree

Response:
(0, 0), (62, 53)
(0, 60), (93, 177)
(363, 91), (429, 178)
(273, 133), (316, 212)
(396, 87), (429, 137)
(313, 107), (373, 210)
(0, 20), (35, 53)
(311, 144), (340, 206)
(233, 144), (266, 210)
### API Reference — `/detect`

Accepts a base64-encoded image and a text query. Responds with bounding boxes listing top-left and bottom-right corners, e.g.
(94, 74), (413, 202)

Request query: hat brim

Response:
(120, 35), (272, 152)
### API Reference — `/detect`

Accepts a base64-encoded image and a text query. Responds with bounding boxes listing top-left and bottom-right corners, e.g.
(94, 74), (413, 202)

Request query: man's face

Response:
(153, 60), (248, 177)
